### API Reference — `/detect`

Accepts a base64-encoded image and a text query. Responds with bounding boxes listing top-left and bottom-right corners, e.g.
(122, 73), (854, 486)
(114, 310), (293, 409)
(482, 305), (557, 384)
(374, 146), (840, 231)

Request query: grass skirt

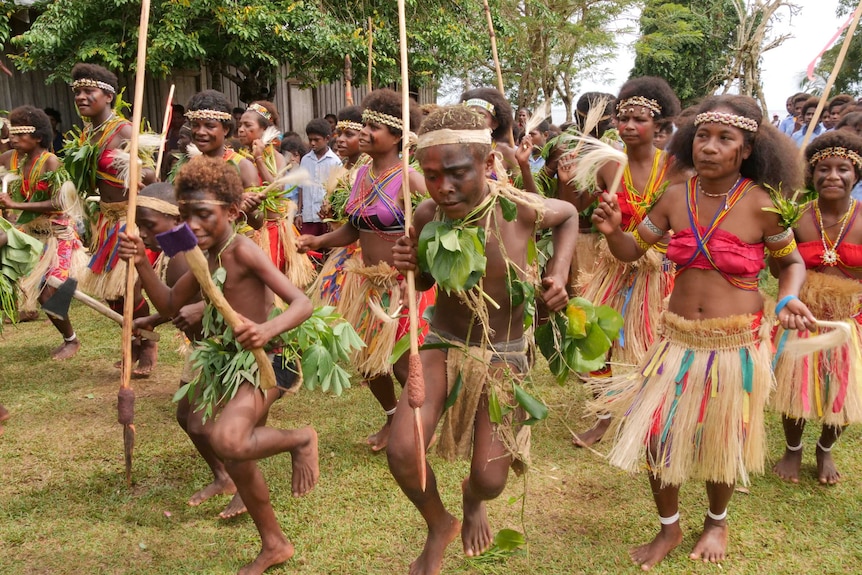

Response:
(772, 271), (862, 426)
(592, 311), (772, 487)
(571, 231), (600, 291)
(258, 213), (316, 289)
(18, 216), (88, 311)
(307, 242), (360, 307)
(578, 237), (673, 370)
(79, 202), (132, 301)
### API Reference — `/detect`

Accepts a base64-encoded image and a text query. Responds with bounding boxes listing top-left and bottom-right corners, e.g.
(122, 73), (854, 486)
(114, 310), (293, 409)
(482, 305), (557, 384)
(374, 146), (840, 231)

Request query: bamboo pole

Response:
(154, 84), (175, 180)
(367, 17), (374, 91)
(482, 0), (514, 147)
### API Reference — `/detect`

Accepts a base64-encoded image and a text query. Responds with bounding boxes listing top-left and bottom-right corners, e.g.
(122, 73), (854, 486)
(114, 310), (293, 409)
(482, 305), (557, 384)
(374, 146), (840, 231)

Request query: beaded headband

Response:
(247, 103), (272, 122)
(809, 146), (862, 170)
(362, 109), (403, 132)
(336, 120), (363, 132)
(415, 128), (493, 150)
(185, 109), (233, 122)
(694, 111), (759, 133)
(8, 125), (36, 135)
(71, 78), (117, 94)
(616, 96), (662, 117)
(464, 98), (496, 116)
(137, 196), (180, 217)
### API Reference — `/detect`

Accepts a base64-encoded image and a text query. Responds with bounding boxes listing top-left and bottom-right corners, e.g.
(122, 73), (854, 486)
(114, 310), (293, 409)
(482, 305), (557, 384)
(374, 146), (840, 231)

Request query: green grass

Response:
(2, 302), (862, 574)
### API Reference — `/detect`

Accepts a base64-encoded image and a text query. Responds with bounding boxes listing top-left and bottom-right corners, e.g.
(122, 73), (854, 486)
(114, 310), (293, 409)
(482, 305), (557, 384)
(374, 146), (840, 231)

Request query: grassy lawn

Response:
(2, 302), (862, 575)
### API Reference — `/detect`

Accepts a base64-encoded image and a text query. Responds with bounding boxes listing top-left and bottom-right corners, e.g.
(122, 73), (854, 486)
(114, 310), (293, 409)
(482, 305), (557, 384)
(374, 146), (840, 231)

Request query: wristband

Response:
(774, 295), (798, 317)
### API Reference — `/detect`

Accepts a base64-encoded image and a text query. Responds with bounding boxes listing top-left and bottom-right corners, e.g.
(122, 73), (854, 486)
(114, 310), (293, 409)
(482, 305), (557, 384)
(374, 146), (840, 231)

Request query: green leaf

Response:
(499, 196), (518, 222)
(488, 386), (503, 424)
(389, 334), (411, 364)
(494, 528), (526, 551)
(595, 305), (624, 340)
(444, 371), (463, 410)
(514, 383), (548, 424)
(566, 303), (588, 339)
(580, 323), (612, 360)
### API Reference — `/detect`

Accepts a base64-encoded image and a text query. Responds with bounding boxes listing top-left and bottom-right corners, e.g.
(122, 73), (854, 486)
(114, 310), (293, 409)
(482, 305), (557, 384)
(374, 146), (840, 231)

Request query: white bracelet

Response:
(707, 508), (727, 521)
(658, 512), (679, 525)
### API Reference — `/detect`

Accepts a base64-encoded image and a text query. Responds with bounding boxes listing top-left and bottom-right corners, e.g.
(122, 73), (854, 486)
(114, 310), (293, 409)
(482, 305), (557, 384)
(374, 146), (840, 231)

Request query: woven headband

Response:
(185, 109), (232, 122)
(809, 146), (862, 170)
(137, 196), (180, 217)
(336, 120), (363, 132)
(8, 125), (36, 135)
(71, 78), (116, 95)
(465, 98), (496, 116)
(616, 96), (662, 117)
(247, 103), (272, 122)
(362, 109), (403, 132)
(415, 128), (493, 150)
(694, 111), (759, 133)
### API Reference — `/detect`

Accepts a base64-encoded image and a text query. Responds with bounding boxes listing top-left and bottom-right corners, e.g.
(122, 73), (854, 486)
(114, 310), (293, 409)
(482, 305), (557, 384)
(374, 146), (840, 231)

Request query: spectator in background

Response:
(325, 113), (338, 151)
(792, 97), (825, 146)
(780, 92), (809, 136)
(298, 119), (341, 236)
(772, 114), (780, 127)
(654, 118), (674, 150)
(43, 107), (64, 154)
(825, 94), (854, 130)
(231, 106), (245, 137)
(527, 118), (550, 174)
(280, 132), (307, 205)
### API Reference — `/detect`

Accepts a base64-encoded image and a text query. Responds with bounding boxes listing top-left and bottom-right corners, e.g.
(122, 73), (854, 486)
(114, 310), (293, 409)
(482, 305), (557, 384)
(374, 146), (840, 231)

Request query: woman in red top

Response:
(592, 95), (815, 569)
(772, 130), (862, 485)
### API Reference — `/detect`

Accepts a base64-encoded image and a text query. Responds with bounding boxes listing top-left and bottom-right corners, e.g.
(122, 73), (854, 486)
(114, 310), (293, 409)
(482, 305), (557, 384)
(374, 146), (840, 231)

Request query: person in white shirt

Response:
(298, 119), (342, 236)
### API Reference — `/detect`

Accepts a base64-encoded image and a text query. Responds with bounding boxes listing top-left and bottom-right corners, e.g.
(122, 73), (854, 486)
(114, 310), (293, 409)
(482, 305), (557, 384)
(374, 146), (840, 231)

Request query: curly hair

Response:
(616, 76), (680, 121)
(336, 105), (363, 124)
(576, 92), (615, 137)
(415, 105), (490, 164)
(8, 106), (53, 149)
(804, 130), (862, 187)
(70, 63), (119, 102)
(186, 90), (233, 130)
(247, 100), (279, 129)
(175, 156), (243, 206)
(361, 89), (422, 136)
(668, 95), (802, 191)
(459, 87), (513, 142)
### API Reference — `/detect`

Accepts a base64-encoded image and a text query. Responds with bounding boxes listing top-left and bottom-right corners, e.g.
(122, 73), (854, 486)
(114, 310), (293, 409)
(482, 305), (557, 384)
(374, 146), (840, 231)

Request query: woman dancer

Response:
(592, 94), (813, 569)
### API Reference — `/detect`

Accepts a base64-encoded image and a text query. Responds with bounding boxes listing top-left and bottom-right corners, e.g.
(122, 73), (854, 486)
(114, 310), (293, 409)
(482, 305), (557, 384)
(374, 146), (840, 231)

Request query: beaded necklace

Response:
(814, 199), (858, 266)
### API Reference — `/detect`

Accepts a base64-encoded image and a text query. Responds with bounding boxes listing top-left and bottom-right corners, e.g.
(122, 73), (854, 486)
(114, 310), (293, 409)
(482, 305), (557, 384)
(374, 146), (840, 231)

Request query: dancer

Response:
(574, 77), (683, 447)
(298, 89), (430, 452)
(119, 157), (317, 575)
(772, 130), (862, 485)
(591, 95), (814, 569)
(236, 101), (286, 184)
(0, 106), (88, 359)
(389, 105), (577, 575)
(460, 88), (517, 176)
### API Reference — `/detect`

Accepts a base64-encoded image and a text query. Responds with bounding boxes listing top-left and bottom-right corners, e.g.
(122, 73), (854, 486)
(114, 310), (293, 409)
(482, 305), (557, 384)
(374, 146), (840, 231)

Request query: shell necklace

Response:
(815, 199), (856, 266)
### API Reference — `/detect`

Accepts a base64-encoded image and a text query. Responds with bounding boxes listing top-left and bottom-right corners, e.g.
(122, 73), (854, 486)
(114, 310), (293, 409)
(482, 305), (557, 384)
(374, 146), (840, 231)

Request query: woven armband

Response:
(768, 237), (796, 259)
(632, 228), (652, 252)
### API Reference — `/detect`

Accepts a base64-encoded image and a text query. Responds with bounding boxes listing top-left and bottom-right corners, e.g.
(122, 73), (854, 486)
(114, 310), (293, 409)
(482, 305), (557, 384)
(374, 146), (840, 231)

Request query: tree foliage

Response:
(814, 0), (862, 96)
(6, 0), (482, 102)
(631, 0), (738, 106)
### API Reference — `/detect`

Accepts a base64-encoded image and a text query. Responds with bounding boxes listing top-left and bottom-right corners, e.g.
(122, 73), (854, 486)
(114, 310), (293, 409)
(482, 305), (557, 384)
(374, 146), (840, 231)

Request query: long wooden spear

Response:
(119, 0), (152, 486)
(396, 0), (427, 492)
(482, 0), (514, 148)
(367, 17), (374, 91)
(345, 56), (354, 106)
(154, 84), (175, 180)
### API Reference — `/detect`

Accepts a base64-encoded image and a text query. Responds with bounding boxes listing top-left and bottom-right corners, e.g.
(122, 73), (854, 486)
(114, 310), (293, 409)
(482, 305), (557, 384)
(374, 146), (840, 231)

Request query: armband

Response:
(768, 237), (797, 259)
(632, 228), (652, 252)
(765, 228), (793, 243)
(642, 215), (666, 237)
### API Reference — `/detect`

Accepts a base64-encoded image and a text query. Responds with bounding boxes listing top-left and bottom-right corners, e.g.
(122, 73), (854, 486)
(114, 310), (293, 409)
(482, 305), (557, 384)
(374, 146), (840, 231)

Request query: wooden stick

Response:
(154, 84), (175, 179)
(368, 17), (374, 90)
(345, 55), (354, 106)
(799, 0), (862, 153)
(482, 0), (514, 148)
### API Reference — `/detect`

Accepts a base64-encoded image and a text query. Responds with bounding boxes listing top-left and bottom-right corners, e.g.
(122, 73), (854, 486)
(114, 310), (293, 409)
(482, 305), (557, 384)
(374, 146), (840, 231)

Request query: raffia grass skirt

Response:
(569, 231), (600, 294)
(79, 202), (132, 301)
(307, 243), (360, 307)
(18, 216), (88, 311)
(578, 238), (673, 369)
(592, 311), (772, 487)
(257, 203), (316, 289)
(772, 272), (862, 426)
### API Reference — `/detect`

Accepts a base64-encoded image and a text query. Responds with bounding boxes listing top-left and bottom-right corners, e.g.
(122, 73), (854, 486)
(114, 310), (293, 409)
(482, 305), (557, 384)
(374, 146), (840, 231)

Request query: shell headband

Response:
(362, 109), (403, 132)
(694, 111), (759, 133)
(247, 103), (272, 122)
(415, 128), (493, 150)
(8, 125), (36, 135)
(616, 96), (661, 117)
(336, 120), (363, 132)
(71, 78), (116, 94)
(464, 98), (496, 116)
(809, 146), (862, 170)
(185, 109), (232, 122)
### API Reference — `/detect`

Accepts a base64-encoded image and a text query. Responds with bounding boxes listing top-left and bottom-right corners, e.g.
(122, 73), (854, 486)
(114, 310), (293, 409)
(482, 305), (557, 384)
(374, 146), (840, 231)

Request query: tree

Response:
(631, 0), (738, 106)
(6, 0), (482, 102)
(813, 0), (862, 96)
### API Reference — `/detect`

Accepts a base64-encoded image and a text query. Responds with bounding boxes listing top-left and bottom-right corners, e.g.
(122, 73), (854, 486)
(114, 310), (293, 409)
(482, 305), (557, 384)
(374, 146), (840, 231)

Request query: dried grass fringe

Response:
(18, 217), (88, 311)
(590, 311), (772, 487)
(772, 272), (862, 425)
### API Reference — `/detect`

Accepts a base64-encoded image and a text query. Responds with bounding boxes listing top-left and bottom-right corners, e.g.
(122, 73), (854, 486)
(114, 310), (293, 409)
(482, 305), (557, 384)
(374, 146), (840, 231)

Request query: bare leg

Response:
(816, 424), (843, 485)
(0, 403), (8, 436)
(572, 415), (611, 448)
(773, 415), (805, 483)
(387, 349), (460, 575)
(690, 481), (733, 563)
(132, 285), (157, 377)
(40, 285), (80, 360)
(630, 472), (683, 571)
(366, 373), (398, 452)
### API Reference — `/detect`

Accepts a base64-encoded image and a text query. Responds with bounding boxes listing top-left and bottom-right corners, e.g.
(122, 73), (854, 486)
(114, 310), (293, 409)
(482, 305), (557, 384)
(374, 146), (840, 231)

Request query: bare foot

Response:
(237, 540), (295, 575)
(461, 478), (493, 557)
(366, 419), (391, 452)
(133, 340), (158, 378)
(630, 523), (683, 571)
(218, 494), (248, 520)
(689, 517), (728, 563)
(115, 340), (141, 369)
(409, 514), (461, 575)
(773, 446), (803, 484)
(18, 310), (38, 322)
(189, 477), (237, 507)
(572, 417), (611, 448)
(51, 339), (81, 361)
(290, 426), (319, 496)
(0, 404), (9, 423)
(817, 444), (841, 485)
